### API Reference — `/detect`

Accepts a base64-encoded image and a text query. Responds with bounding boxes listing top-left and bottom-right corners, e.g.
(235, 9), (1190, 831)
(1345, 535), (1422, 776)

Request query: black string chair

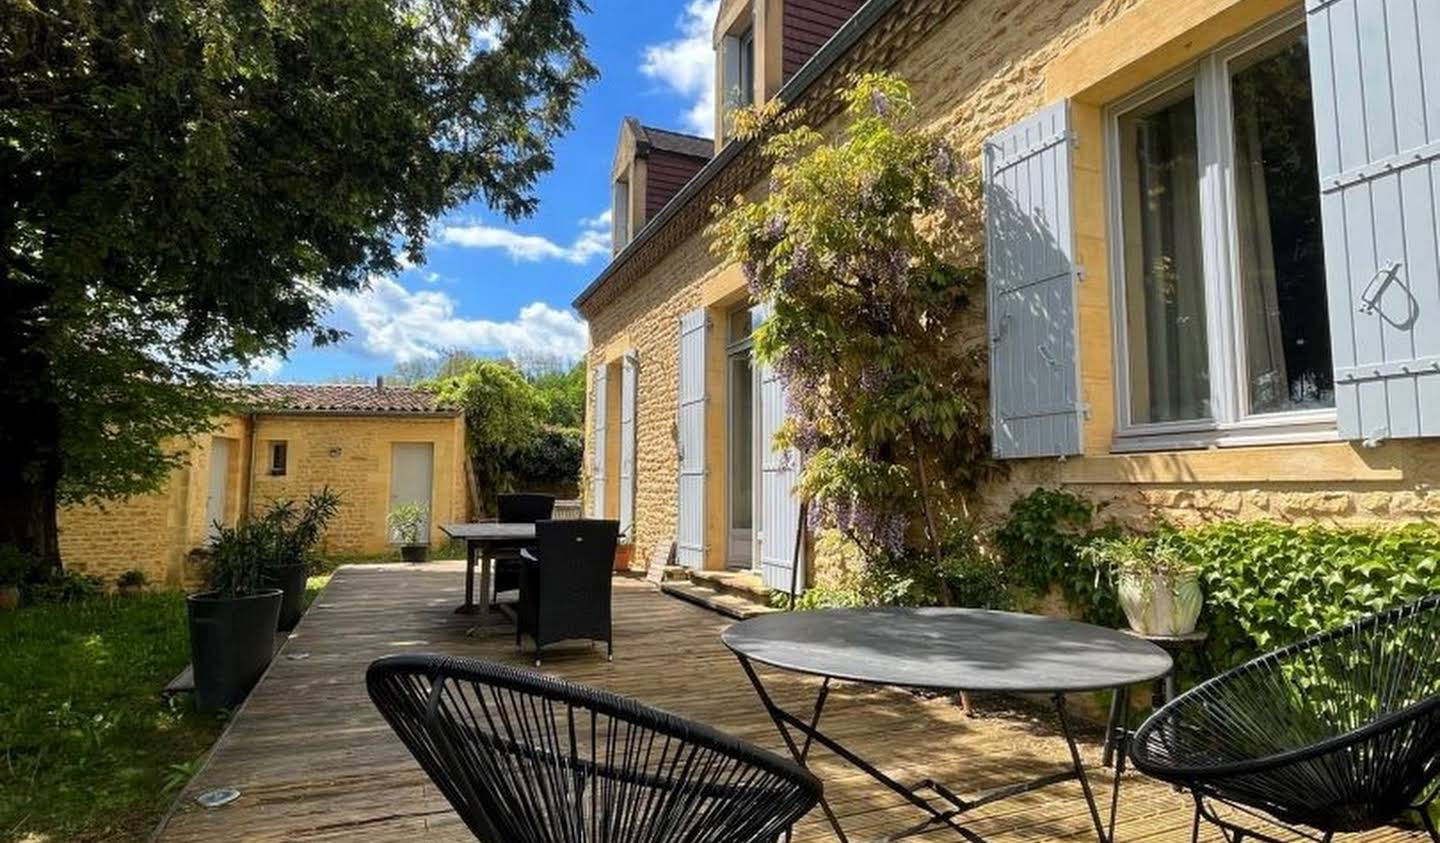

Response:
(493, 494), (556, 596)
(1131, 594), (1440, 843)
(367, 654), (822, 843)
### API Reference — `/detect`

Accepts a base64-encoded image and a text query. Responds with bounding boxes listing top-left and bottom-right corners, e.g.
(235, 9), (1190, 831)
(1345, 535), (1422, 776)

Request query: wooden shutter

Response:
(590, 364), (607, 518)
(618, 352), (638, 537)
(676, 310), (707, 569)
(755, 304), (804, 593)
(983, 101), (1084, 459)
(1307, 0), (1440, 441)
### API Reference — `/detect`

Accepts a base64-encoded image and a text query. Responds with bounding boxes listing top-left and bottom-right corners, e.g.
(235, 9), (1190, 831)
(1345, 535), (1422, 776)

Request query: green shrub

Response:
(0, 545), (33, 587)
(116, 569), (147, 589)
(994, 488), (1440, 671)
(510, 425), (582, 486)
(26, 569), (105, 604)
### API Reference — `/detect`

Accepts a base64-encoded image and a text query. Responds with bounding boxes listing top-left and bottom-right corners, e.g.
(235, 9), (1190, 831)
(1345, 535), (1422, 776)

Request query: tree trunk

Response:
(0, 273), (64, 575)
(911, 448), (953, 606)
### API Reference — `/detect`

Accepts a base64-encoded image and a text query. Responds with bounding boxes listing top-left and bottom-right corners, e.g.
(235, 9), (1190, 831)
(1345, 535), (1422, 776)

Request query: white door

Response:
(205, 438), (231, 543)
(390, 443), (435, 544)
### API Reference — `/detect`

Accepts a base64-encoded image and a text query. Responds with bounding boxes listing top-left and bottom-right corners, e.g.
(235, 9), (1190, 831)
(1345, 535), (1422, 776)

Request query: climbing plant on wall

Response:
(708, 73), (991, 601)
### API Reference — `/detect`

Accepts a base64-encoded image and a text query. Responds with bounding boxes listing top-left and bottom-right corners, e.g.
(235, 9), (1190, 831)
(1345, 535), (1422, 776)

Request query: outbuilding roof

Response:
(243, 383), (459, 416)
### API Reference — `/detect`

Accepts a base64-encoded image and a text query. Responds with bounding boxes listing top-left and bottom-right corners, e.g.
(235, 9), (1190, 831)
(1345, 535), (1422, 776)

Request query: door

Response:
(390, 443), (435, 544)
(205, 438), (232, 543)
(726, 341), (756, 568)
(618, 354), (638, 537)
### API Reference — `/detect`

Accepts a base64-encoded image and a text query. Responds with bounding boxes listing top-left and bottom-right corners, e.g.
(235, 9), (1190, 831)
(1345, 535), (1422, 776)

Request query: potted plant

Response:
(116, 569), (147, 597)
(0, 545), (29, 611)
(388, 503), (430, 564)
(188, 520), (284, 711)
(1084, 533), (1203, 636)
(613, 527), (635, 573)
(261, 488), (341, 631)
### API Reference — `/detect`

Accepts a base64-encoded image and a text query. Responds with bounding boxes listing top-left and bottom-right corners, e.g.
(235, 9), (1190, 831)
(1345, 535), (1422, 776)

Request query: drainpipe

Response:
(242, 412), (258, 522)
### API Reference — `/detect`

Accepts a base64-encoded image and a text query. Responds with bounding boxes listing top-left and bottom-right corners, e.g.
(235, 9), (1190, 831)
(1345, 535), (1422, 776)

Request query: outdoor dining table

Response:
(723, 607), (1173, 843)
(439, 521), (535, 619)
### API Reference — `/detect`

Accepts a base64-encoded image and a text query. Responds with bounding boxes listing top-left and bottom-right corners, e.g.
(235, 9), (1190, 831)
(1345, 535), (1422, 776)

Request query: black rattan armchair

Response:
(1131, 595), (1440, 843)
(492, 493), (556, 596)
(367, 654), (821, 843)
(517, 519), (617, 665)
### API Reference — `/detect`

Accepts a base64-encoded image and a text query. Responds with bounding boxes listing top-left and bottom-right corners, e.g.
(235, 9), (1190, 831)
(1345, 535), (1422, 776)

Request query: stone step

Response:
(659, 581), (777, 621)
(688, 569), (771, 601)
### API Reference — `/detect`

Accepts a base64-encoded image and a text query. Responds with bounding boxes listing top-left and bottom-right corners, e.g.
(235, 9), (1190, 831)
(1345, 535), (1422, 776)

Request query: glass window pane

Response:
(1119, 82), (1212, 425)
(728, 355), (753, 530)
(1230, 30), (1333, 414)
(727, 306), (754, 344)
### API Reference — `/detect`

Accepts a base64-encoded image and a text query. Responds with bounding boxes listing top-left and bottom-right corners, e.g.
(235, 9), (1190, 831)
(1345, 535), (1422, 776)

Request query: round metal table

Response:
(723, 607), (1173, 843)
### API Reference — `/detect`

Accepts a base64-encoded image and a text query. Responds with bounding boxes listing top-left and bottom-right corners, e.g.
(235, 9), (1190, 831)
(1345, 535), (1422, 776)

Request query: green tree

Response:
(709, 74), (991, 602)
(0, 0), (596, 570)
(530, 361), (586, 428)
(431, 360), (547, 514)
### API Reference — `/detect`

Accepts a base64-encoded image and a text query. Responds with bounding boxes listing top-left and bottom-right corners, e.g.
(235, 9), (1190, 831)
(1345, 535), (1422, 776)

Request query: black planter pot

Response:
(400, 544), (429, 564)
(186, 589), (282, 712)
(265, 563), (308, 631)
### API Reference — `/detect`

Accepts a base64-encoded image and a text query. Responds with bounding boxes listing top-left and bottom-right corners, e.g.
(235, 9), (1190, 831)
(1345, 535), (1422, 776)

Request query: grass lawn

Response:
(0, 576), (331, 843)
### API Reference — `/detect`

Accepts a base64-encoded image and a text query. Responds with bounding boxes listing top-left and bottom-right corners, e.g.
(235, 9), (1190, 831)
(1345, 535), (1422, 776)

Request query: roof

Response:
(241, 383), (459, 416)
(574, 0), (900, 312)
(634, 123), (713, 160)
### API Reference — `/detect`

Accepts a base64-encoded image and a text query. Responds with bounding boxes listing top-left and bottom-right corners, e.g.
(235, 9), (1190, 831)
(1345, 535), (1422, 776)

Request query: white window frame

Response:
(1104, 10), (1338, 453)
(724, 305), (759, 569)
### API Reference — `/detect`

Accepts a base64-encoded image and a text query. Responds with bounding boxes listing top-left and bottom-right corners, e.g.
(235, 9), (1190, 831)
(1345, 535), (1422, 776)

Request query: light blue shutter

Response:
(618, 352), (638, 536)
(676, 310), (707, 568)
(590, 364), (607, 517)
(983, 101), (1084, 459)
(1307, 0), (1440, 441)
(755, 304), (804, 593)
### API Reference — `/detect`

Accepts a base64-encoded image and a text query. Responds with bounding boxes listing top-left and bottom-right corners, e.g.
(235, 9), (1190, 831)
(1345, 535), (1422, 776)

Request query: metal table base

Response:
(736, 655), (1134, 843)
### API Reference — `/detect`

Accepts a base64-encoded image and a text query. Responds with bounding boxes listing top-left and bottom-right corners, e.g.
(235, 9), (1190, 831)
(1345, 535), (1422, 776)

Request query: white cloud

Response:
(244, 354), (285, 382)
(439, 211), (611, 265)
(330, 276), (588, 364)
(640, 0), (719, 137)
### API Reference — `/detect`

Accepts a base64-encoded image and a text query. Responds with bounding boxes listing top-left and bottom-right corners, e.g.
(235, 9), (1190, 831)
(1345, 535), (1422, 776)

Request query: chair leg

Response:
(607, 638), (613, 662)
(1420, 802), (1438, 843)
(534, 644), (541, 668)
(1191, 800), (1202, 843)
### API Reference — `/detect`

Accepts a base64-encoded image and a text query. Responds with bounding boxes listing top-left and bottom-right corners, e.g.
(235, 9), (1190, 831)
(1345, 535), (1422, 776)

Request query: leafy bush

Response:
(0, 545), (33, 587)
(994, 488), (1440, 670)
(116, 569), (147, 589)
(26, 569), (106, 604)
(993, 488), (1123, 626)
(201, 521), (272, 598)
(387, 503), (429, 546)
(511, 425), (582, 486)
(431, 360), (548, 512)
(259, 487), (342, 571)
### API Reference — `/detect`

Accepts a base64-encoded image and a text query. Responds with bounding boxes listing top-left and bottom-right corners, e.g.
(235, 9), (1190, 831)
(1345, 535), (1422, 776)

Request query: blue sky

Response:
(266, 1), (719, 382)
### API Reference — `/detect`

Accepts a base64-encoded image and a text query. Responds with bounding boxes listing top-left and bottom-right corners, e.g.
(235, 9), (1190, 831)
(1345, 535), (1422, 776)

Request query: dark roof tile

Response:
(242, 383), (457, 415)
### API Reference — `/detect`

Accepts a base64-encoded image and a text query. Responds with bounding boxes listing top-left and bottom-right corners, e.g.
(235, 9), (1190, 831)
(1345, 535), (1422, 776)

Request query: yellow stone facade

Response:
(58, 412), (467, 587)
(582, 0), (1440, 581)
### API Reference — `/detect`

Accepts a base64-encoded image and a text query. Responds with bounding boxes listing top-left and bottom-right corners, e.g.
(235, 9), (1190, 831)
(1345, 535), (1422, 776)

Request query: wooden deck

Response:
(155, 563), (1423, 842)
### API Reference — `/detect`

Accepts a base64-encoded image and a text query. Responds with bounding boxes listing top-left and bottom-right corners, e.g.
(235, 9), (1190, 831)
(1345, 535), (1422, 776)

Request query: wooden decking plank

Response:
(154, 563), (1427, 842)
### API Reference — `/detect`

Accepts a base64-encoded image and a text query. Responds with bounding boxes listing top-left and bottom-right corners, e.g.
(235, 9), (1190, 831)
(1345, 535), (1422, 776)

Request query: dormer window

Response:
(720, 24), (756, 140)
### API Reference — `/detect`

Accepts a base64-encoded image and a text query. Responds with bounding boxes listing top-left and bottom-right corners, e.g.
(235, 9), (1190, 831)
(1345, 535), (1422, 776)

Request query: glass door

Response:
(726, 306), (757, 569)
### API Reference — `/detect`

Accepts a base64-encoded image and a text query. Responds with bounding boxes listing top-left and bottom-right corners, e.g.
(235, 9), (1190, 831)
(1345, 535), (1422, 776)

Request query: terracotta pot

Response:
(1117, 570), (1203, 636)
(613, 543), (634, 573)
(0, 585), (19, 611)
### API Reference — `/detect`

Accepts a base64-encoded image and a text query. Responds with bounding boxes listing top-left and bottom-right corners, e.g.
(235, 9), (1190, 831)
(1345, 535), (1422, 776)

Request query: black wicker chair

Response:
(367, 654), (821, 843)
(1131, 595), (1440, 843)
(517, 519), (617, 665)
(492, 493), (556, 596)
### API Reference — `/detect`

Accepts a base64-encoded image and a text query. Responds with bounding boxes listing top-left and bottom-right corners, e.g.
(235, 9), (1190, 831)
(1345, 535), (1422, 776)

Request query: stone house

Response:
(59, 383), (468, 586)
(576, 0), (1440, 594)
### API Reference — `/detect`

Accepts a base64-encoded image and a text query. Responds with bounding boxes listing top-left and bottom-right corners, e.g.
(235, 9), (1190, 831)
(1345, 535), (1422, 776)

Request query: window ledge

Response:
(1110, 418), (1340, 454)
(1058, 439), (1403, 485)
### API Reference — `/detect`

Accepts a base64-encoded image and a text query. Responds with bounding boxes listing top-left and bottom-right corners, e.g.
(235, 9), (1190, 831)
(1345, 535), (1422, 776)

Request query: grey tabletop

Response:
(723, 607), (1173, 694)
(439, 522), (536, 541)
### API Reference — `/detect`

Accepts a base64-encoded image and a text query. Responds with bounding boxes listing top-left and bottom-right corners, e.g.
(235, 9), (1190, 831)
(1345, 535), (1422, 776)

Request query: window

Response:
(1107, 15), (1333, 448)
(612, 177), (630, 251)
(725, 304), (757, 567)
(269, 441), (288, 476)
(721, 25), (756, 139)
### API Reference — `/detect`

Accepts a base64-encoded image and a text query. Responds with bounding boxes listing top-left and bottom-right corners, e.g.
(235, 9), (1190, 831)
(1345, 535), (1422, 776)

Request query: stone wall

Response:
(581, 0), (1440, 587)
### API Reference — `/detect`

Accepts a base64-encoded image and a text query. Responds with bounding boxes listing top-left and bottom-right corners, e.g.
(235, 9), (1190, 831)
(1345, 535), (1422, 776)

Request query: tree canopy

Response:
(0, 0), (596, 566)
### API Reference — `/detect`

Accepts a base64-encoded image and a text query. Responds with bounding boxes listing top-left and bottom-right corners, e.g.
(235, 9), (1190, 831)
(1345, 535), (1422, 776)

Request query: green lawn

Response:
(0, 576), (330, 842)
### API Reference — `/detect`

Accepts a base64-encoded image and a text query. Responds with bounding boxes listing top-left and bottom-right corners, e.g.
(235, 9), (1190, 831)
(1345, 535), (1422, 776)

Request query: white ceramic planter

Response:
(1117, 570), (1203, 636)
